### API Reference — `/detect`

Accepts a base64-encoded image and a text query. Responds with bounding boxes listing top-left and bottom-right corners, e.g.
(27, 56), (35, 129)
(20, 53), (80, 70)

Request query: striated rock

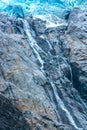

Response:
(0, 8), (87, 130)
(62, 8), (87, 101)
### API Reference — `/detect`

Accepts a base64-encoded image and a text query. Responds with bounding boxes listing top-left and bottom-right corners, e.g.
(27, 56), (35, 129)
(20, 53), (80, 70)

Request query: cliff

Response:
(0, 8), (87, 130)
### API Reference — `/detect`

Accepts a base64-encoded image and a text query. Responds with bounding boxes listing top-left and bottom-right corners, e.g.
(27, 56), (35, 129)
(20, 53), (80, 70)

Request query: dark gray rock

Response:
(0, 94), (30, 130)
(62, 8), (87, 101)
(0, 8), (87, 130)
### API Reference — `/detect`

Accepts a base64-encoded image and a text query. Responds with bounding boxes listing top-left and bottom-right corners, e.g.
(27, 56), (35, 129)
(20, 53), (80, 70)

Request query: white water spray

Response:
(49, 78), (81, 129)
(23, 20), (44, 71)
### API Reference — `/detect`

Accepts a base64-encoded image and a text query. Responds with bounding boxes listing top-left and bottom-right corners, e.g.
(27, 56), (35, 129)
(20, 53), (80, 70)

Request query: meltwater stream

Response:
(22, 18), (84, 129)
(49, 79), (80, 129)
(23, 20), (44, 71)
(0, 0), (87, 129)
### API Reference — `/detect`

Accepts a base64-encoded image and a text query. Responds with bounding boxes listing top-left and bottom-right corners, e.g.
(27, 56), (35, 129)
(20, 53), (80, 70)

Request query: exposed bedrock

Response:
(61, 8), (87, 101)
(0, 8), (87, 129)
(0, 94), (30, 130)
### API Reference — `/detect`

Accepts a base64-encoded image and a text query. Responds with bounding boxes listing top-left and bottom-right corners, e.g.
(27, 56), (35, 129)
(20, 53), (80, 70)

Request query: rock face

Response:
(62, 8), (87, 101)
(0, 8), (87, 130)
(0, 94), (30, 130)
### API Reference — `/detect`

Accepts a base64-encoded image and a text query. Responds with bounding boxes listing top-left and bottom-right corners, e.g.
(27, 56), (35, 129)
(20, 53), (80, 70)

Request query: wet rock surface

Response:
(0, 8), (87, 130)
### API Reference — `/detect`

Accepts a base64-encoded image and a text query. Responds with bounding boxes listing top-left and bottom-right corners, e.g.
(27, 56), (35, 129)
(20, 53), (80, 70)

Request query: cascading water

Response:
(23, 20), (44, 71)
(0, 0), (87, 129)
(23, 17), (84, 129)
(49, 79), (80, 129)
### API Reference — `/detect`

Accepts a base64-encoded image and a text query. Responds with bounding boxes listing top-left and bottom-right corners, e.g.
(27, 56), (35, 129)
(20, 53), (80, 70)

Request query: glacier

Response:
(0, 0), (87, 18)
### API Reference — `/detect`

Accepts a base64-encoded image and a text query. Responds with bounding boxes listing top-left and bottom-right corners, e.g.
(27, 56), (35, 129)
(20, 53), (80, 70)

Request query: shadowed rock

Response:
(0, 94), (30, 130)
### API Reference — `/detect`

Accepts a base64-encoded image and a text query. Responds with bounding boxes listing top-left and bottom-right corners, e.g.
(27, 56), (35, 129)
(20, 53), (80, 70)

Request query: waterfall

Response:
(23, 18), (83, 130)
(23, 20), (44, 71)
(49, 79), (82, 129)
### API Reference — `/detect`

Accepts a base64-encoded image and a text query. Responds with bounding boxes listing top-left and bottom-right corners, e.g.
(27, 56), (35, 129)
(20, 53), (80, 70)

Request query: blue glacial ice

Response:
(0, 0), (87, 18)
